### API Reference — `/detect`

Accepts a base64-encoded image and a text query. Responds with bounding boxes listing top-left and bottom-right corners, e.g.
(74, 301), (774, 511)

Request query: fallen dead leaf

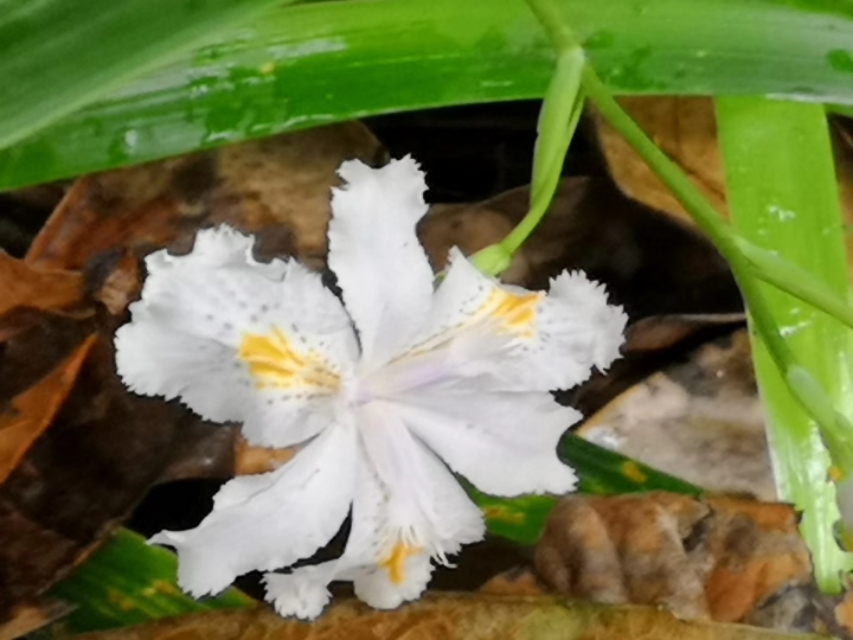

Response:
(0, 599), (73, 640)
(66, 594), (817, 640)
(0, 334), (96, 485)
(26, 123), (385, 272)
(535, 492), (845, 636)
(0, 252), (84, 317)
(579, 328), (771, 500)
(0, 334), (219, 618)
(592, 97), (727, 226)
(593, 98), (853, 276)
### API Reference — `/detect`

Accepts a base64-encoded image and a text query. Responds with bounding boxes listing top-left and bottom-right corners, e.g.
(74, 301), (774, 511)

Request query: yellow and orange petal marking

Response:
(481, 288), (543, 337)
(379, 542), (420, 584)
(238, 327), (340, 391)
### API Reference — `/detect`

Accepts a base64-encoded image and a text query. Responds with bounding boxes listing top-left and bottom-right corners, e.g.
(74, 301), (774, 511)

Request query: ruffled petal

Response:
(115, 225), (359, 447)
(356, 400), (485, 555)
(264, 423), (483, 619)
(390, 382), (578, 497)
(408, 248), (626, 392)
(150, 423), (357, 597)
(327, 157), (434, 369)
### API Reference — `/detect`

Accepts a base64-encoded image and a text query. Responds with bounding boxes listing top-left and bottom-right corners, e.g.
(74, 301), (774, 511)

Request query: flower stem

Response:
(525, 0), (853, 591)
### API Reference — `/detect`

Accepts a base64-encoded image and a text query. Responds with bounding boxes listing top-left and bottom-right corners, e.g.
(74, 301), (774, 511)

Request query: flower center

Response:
(379, 542), (419, 584)
(238, 327), (340, 391)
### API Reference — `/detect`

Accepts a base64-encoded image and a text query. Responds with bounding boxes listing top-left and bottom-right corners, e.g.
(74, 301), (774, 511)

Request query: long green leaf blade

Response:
(0, 0), (300, 152)
(716, 96), (853, 592)
(49, 529), (254, 633)
(4, 0), (853, 190)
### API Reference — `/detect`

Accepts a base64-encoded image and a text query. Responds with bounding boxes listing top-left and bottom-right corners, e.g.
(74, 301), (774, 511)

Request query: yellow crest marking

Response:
(482, 288), (542, 336)
(239, 327), (339, 391)
(380, 542), (419, 584)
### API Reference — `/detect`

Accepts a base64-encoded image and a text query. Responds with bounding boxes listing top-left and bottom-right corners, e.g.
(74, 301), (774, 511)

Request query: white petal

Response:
(327, 157), (434, 368)
(264, 429), (482, 619)
(264, 564), (337, 620)
(150, 423), (357, 597)
(357, 401), (485, 556)
(390, 385), (578, 497)
(115, 225), (359, 448)
(352, 548), (433, 610)
(411, 249), (627, 392)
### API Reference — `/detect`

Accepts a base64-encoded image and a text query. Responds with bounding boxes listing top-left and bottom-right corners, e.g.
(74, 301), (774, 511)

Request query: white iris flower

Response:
(114, 156), (627, 619)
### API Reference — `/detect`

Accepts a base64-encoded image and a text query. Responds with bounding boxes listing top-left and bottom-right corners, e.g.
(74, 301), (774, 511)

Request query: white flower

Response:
(114, 156), (627, 619)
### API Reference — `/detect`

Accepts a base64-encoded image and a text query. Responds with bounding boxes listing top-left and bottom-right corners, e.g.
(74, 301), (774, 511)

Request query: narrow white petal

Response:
(327, 157), (434, 368)
(357, 401), (485, 555)
(150, 423), (357, 597)
(115, 225), (358, 447)
(391, 385), (578, 497)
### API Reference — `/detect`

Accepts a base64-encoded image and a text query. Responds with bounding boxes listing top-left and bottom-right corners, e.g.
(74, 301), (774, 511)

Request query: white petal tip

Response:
(264, 573), (331, 620)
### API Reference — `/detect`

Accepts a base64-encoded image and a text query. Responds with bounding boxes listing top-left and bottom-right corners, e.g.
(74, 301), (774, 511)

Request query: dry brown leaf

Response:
(578, 327), (770, 499)
(0, 600), (73, 640)
(26, 123), (385, 272)
(593, 98), (853, 272)
(0, 252), (84, 317)
(0, 334), (226, 617)
(535, 492), (843, 636)
(0, 334), (96, 485)
(593, 97), (727, 225)
(67, 595), (815, 640)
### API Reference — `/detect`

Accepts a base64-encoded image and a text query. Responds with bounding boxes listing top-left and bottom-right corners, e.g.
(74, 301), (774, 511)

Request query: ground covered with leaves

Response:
(3, 100), (853, 639)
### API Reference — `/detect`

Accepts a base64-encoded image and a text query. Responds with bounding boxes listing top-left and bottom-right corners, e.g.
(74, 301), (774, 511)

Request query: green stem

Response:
(471, 46), (585, 276)
(737, 237), (853, 334)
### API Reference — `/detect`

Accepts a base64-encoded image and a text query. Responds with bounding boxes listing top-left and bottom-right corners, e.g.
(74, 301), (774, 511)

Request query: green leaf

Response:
(716, 96), (853, 593)
(0, 0), (300, 153)
(4, 0), (853, 190)
(474, 434), (700, 546)
(48, 529), (254, 633)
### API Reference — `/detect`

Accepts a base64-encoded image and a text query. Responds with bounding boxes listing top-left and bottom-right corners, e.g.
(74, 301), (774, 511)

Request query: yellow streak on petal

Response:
(484, 288), (543, 336)
(239, 327), (339, 391)
(380, 542), (419, 585)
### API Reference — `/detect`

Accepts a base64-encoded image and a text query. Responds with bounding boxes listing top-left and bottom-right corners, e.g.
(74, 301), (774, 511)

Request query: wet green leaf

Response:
(0, 0), (299, 152)
(4, 0), (853, 190)
(49, 529), (254, 634)
(716, 96), (853, 592)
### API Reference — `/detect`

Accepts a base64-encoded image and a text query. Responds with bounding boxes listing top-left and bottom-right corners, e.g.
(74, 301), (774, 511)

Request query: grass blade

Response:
(716, 96), (853, 592)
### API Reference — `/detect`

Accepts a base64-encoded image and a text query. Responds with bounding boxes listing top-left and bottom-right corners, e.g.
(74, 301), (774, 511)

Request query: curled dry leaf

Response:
(68, 594), (815, 640)
(592, 97), (728, 226)
(0, 334), (96, 485)
(579, 328), (772, 499)
(535, 492), (852, 637)
(26, 123), (386, 271)
(593, 98), (853, 271)
(0, 334), (216, 618)
(0, 600), (73, 640)
(0, 252), (84, 318)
